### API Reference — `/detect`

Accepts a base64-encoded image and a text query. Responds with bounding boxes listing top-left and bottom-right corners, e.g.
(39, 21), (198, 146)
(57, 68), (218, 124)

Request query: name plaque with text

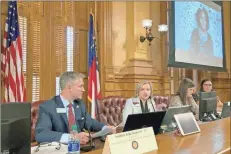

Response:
(102, 127), (158, 154)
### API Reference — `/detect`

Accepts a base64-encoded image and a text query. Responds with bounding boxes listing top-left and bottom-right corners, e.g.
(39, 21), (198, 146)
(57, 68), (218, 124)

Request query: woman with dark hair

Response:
(169, 78), (199, 119)
(199, 79), (223, 112)
(190, 8), (213, 56)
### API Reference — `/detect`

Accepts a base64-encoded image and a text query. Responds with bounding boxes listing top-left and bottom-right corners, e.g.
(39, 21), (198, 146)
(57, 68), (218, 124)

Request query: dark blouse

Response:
(140, 100), (149, 113)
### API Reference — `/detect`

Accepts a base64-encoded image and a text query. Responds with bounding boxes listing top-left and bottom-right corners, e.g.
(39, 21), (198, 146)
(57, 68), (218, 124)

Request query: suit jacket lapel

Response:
(147, 98), (156, 112)
(134, 97), (156, 113)
(55, 96), (68, 129)
(147, 100), (154, 112)
(132, 97), (142, 113)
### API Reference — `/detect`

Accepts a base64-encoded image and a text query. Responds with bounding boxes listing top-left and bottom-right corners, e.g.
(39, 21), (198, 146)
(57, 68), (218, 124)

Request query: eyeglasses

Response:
(33, 142), (61, 153)
(203, 84), (212, 86)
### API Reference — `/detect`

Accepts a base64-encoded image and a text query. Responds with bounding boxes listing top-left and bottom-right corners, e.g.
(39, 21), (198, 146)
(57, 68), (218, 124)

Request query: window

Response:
(55, 26), (74, 95)
(32, 76), (40, 102)
(32, 21), (41, 102)
(56, 77), (60, 96)
(18, 16), (27, 88)
(66, 26), (74, 71)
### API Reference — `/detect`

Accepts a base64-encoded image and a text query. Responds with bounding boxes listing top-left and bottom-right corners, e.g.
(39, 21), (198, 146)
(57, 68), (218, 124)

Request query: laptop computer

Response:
(123, 111), (166, 135)
(161, 105), (191, 126)
(221, 102), (230, 118)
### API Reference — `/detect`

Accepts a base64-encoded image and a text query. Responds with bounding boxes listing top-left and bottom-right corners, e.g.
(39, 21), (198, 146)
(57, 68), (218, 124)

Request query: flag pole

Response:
(94, 1), (98, 56)
(93, 1), (100, 121)
(88, 9), (91, 114)
(90, 7), (93, 15)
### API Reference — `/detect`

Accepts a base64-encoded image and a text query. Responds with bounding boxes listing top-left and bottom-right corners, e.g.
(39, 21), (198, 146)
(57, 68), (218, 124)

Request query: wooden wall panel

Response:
(76, 29), (89, 111)
(31, 2), (44, 16)
(52, 2), (63, 18)
(54, 23), (65, 75)
(75, 2), (88, 30)
(41, 2), (52, 99)
(1, 2), (230, 110)
(77, 30), (88, 73)
(65, 2), (75, 23)
(0, 2), (91, 105)
(210, 2), (231, 102)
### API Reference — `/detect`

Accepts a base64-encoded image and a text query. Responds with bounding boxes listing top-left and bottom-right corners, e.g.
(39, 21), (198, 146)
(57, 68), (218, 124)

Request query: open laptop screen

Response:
(123, 111), (166, 135)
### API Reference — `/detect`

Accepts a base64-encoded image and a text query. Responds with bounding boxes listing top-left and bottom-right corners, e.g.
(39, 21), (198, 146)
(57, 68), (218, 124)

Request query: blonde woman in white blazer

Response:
(122, 81), (157, 126)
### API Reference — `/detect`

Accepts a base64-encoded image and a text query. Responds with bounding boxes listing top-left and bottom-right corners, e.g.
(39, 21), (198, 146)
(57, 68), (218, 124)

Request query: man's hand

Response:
(106, 125), (116, 134)
(73, 132), (89, 145)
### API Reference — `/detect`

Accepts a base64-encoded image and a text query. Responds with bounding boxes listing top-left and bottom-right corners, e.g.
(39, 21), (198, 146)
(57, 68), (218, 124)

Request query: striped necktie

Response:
(68, 103), (76, 132)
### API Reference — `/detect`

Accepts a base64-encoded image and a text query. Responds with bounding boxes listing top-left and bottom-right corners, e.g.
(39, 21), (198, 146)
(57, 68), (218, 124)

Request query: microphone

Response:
(80, 110), (95, 152)
(161, 105), (167, 111)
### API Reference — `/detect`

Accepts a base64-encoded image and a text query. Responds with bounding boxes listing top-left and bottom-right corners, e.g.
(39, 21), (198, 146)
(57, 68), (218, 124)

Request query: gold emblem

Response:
(132, 141), (138, 150)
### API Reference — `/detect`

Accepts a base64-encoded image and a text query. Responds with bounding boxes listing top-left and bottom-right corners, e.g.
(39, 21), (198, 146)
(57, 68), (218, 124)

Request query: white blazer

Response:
(122, 97), (157, 126)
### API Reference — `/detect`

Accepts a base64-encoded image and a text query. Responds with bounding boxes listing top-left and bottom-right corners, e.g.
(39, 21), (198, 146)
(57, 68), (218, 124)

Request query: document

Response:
(92, 126), (113, 139)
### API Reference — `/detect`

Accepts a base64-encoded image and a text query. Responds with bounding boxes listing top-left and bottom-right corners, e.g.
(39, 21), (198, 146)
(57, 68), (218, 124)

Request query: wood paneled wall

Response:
(104, 2), (230, 102)
(1, 2), (98, 112)
(1, 2), (230, 111)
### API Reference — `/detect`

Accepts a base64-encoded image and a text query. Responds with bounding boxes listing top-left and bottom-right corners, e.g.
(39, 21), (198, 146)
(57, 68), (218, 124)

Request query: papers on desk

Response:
(31, 142), (67, 154)
(92, 123), (123, 139)
(92, 126), (113, 139)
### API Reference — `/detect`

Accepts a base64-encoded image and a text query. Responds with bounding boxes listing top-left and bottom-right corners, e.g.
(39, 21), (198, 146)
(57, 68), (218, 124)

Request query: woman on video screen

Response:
(190, 8), (214, 56)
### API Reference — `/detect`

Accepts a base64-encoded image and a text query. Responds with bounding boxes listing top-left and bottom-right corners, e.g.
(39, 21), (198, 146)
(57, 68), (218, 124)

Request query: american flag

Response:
(87, 13), (101, 119)
(1, 1), (26, 102)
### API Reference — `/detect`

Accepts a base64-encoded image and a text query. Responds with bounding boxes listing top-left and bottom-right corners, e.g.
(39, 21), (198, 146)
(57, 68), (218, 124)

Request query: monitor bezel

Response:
(167, 1), (227, 72)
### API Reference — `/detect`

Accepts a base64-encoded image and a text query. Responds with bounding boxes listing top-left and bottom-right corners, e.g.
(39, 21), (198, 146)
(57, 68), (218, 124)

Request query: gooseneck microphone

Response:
(80, 109), (95, 152)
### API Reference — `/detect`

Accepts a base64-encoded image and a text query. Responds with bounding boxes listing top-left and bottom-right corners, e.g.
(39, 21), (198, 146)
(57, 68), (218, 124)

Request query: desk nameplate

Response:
(102, 127), (158, 154)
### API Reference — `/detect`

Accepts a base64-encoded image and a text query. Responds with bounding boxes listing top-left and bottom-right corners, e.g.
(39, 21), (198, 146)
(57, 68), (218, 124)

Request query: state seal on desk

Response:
(132, 141), (138, 150)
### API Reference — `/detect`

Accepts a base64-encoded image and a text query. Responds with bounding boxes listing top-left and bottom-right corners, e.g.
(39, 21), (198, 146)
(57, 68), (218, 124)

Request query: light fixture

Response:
(140, 19), (168, 45)
(142, 19), (152, 28)
(158, 24), (168, 33)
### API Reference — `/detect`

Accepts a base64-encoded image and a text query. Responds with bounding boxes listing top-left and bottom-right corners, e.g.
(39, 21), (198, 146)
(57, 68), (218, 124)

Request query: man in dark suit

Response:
(35, 71), (114, 144)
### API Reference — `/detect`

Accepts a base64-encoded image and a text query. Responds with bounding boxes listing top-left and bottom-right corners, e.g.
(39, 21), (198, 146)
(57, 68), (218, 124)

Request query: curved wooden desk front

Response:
(85, 117), (230, 154)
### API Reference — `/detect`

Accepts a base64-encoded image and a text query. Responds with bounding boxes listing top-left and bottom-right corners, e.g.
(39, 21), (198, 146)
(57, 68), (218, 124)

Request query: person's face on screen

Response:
(202, 81), (212, 92)
(187, 87), (194, 98)
(68, 78), (85, 99)
(199, 11), (207, 32)
(138, 83), (151, 101)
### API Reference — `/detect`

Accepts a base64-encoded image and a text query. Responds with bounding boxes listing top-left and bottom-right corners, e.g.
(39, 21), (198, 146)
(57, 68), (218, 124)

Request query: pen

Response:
(83, 129), (88, 133)
(114, 122), (123, 129)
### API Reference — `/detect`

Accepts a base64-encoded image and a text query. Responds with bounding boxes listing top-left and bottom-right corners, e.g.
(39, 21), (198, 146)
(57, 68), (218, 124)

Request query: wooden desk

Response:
(85, 118), (230, 154)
